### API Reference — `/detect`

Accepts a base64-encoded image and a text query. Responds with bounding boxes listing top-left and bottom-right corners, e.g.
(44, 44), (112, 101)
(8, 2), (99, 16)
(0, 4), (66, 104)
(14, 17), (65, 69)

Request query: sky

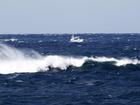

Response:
(0, 0), (140, 34)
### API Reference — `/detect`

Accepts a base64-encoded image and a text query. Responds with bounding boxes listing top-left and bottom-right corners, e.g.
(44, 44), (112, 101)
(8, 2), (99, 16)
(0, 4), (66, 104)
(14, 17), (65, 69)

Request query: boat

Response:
(70, 35), (84, 43)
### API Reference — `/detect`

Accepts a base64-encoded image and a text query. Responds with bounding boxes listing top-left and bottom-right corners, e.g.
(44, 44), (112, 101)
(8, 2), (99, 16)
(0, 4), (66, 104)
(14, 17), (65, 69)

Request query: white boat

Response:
(70, 35), (84, 43)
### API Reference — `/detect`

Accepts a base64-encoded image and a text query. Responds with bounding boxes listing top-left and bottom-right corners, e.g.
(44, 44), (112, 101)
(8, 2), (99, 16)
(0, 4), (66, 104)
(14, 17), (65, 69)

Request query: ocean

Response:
(0, 34), (140, 105)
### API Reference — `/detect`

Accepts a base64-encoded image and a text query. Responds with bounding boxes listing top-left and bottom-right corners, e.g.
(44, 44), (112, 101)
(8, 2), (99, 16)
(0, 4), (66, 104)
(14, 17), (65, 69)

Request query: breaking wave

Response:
(0, 44), (140, 74)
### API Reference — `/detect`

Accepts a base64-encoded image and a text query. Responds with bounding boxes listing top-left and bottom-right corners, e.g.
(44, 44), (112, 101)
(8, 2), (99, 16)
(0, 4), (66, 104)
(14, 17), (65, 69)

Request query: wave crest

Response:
(0, 44), (139, 74)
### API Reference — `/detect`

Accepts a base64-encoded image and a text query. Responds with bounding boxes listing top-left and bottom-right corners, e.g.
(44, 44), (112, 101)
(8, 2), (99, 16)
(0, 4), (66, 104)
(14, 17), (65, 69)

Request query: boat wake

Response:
(0, 44), (139, 74)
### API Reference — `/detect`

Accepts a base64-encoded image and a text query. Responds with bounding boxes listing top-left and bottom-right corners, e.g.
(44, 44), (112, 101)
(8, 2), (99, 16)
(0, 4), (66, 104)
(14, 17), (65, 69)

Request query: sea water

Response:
(0, 34), (140, 105)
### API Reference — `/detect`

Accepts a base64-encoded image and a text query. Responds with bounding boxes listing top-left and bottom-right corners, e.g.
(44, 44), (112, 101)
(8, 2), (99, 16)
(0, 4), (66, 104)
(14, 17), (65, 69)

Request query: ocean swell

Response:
(0, 44), (139, 74)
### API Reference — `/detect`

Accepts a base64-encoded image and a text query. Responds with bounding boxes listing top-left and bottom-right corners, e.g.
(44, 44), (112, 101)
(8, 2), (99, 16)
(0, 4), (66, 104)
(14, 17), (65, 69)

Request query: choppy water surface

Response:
(0, 34), (140, 105)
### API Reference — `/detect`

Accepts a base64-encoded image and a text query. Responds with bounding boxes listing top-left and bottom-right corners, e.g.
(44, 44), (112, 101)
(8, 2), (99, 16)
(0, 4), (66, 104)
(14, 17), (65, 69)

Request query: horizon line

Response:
(0, 33), (140, 35)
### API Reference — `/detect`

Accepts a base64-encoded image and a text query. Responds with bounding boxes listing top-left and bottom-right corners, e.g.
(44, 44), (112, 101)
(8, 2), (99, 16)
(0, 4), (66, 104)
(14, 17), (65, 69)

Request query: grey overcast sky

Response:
(0, 0), (140, 34)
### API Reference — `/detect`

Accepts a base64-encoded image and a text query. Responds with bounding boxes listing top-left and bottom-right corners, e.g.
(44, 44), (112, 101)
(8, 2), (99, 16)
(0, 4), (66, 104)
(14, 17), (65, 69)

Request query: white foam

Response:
(0, 44), (139, 74)
(90, 57), (140, 66)
(3, 38), (18, 42)
(0, 44), (87, 74)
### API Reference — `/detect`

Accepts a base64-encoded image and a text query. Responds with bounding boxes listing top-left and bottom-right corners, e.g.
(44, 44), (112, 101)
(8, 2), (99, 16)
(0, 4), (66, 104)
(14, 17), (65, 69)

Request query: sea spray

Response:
(0, 44), (139, 74)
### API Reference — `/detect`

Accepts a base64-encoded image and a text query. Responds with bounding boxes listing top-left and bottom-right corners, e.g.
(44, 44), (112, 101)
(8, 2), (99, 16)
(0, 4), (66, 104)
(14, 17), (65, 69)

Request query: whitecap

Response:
(0, 44), (139, 74)
(3, 38), (18, 42)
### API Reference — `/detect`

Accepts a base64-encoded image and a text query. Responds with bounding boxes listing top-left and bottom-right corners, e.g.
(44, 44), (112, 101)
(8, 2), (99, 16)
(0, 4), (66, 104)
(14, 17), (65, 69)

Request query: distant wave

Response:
(0, 38), (18, 42)
(0, 44), (139, 74)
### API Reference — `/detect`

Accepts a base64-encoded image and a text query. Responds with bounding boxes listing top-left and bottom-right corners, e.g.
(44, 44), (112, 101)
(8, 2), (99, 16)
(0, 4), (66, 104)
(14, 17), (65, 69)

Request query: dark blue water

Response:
(0, 34), (140, 105)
